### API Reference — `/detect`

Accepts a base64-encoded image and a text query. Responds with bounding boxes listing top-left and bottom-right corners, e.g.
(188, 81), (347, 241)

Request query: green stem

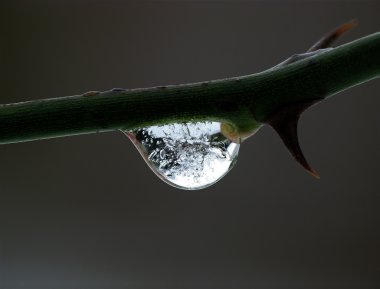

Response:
(0, 33), (379, 145)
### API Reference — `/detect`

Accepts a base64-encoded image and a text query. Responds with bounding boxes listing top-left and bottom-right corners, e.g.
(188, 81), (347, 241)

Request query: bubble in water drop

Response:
(122, 122), (240, 190)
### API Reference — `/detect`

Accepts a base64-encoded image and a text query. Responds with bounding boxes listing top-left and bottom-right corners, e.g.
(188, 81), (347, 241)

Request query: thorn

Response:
(266, 99), (322, 179)
(307, 19), (358, 52)
(308, 167), (320, 179)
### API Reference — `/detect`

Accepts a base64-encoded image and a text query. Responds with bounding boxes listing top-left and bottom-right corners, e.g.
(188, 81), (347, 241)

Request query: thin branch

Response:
(0, 32), (379, 146)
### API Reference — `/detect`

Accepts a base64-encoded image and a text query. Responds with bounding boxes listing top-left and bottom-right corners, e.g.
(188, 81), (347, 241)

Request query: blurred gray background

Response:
(0, 1), (379, 288)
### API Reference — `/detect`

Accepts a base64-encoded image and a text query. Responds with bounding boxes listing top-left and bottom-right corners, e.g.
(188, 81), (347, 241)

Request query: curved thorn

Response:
(307, 19), (358, 52)
(266, 99), (322, 179)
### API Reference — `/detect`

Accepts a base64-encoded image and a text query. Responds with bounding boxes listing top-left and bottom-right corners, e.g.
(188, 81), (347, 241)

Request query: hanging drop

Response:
(122, 121), (240, 190)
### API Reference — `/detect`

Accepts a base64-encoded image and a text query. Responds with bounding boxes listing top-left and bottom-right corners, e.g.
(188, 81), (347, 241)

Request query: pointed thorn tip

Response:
(308, 19), (358, 52)
(307, 168), (320, 179)
(266, 99), (323, 180)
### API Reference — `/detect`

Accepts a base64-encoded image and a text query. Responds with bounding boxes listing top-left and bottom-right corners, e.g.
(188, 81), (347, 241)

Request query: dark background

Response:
(0, 1), (379, 288)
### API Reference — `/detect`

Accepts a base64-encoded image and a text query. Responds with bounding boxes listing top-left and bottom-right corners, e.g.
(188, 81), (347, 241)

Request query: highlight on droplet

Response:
(122, 121), (240, 190)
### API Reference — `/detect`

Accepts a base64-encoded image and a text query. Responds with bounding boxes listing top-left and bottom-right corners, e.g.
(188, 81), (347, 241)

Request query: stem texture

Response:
(0, 33), (379, 144)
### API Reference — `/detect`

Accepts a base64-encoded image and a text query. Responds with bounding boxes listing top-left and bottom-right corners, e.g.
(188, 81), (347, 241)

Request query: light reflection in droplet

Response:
(122, 121), (240, 190)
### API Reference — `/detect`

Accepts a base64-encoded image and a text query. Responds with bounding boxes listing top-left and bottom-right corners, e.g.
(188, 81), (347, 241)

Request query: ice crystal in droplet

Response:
(122, 122), (240, 190)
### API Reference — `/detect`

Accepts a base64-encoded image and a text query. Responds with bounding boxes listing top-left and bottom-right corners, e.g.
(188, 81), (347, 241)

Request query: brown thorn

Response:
(266, 99), (323, 179)
(307, 19), (358, 52)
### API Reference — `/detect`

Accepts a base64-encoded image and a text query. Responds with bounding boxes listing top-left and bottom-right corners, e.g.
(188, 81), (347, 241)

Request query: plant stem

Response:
(0, 33), (379, 145)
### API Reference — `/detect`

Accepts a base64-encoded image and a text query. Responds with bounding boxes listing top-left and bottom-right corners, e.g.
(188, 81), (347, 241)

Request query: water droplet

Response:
(122, 122), (240, 190)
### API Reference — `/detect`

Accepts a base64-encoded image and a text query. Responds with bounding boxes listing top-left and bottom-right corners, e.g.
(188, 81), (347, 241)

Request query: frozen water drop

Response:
(123, 121), (240, 190)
